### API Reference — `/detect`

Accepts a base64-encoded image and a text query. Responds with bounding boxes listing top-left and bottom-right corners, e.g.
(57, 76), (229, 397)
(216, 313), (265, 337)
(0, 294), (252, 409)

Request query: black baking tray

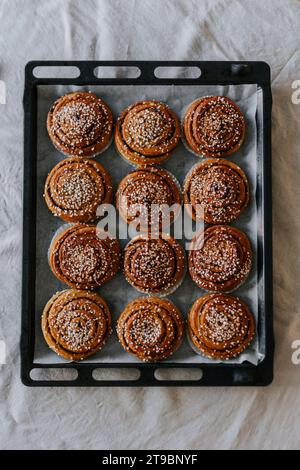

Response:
(21, 61), (273, 387)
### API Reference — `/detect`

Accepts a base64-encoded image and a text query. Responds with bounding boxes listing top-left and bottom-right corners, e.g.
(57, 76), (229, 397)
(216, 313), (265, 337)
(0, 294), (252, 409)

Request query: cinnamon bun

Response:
(47, 91), (113, 157)
(188, 293), (255, 360)
(124, 234), (186, 295)
(116, 167), (182, 230)
(184, 159), (249, 223)
(44, 157), (113, 222)
(48, 224), (120, 289)
(42, 289), (112, 361)
(183, 96), (246, 158)
(115, 100), (181, 165)
(189, 225), (252, 292)
(117, 297), (184, 362)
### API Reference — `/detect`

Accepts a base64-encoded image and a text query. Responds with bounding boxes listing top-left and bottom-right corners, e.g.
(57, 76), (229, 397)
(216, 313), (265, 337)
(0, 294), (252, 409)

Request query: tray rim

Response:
(21, 60), (274, 387)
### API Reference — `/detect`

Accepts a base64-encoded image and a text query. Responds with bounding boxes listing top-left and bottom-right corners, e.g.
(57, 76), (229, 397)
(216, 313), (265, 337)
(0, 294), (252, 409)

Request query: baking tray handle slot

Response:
(154, 368), (203, 382)
(94, 65), (141, 79)
(32, 65), (80, 79)
(29, 367), (79, 382)
(154, 66), (201, 79)
(92, 367), (141, 381)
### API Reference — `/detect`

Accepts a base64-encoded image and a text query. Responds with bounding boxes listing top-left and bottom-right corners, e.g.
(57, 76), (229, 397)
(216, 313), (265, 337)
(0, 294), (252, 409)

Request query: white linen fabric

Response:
(0, 0), (299, 450)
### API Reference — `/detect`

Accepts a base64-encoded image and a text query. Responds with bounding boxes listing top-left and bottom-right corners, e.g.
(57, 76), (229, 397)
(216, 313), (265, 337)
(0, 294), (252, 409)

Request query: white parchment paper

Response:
(34, 83), (262, 365)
